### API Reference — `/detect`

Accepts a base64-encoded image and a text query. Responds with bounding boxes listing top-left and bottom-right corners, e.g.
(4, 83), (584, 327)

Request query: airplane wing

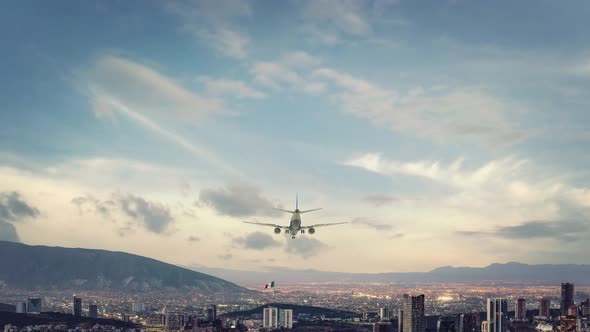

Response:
(301, 222), (348, 229)
(242, 221), (290, 229)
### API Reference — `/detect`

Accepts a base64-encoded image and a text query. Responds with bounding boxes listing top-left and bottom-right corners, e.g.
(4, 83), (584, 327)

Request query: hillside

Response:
(0, 241), (249, 293)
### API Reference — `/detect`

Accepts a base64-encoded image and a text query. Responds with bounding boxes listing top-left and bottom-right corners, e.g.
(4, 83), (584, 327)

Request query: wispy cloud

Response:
(235, 232), (281, 250)
(198, 76), (266, 99)
(166, 0), (251, 58)
(251, 51), (325, 93)
(85, 55), (239, 175)
(351, 217), (395, 231)
(314, 68), (526, 145)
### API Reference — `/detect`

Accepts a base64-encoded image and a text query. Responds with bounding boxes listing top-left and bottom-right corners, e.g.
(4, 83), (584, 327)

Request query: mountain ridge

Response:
(0, 241), (250, 293)
(191, 262), (590, 286)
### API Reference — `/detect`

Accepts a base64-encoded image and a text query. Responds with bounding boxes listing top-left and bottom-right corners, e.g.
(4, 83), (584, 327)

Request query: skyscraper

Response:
(380, 307), (390, 321)
(26, 298), (42, 314)
(374, 321), (394, 332)
(486, 298), (508, 332)
(398, 309), (404, 332)
(403, 294), (425, 332)
(263, 307), (278, 329)
(539, 298), (550, 318)
(207, 305), (217, 322)
(279, 309), (293, 329)
(459, 313), (479, 332)
(581, 299), (590, 318)
(88, 304), (98, 318)
(73, 296), (82, 317)
(515, 298), (526, 320)
(561, 283), (574, 316)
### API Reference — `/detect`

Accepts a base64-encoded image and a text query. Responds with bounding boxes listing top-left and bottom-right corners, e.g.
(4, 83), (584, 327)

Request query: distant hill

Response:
(221, 303), (361, 319)
(0, 241), (250, 293)
(194, 262), (590, 285)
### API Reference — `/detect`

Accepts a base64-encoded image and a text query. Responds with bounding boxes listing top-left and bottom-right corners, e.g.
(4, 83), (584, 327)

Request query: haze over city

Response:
(2, 0), (590, 275)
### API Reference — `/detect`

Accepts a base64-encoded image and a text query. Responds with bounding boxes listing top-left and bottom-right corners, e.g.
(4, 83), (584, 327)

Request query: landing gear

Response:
(301, 229), (305, 234)
(291, 236), (295, 239)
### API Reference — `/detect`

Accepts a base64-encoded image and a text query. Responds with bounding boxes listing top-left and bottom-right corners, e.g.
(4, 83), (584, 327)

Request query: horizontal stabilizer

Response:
(299, 208), (322, 214)
(273, 208), (295, 214)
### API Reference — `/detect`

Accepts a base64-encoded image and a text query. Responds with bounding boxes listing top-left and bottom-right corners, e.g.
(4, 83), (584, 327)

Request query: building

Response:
(481, 321), (490, 332)
(561, 283), (574, 316)
(279, 309), (293, 329)
(581, 299), (590, 318)
(15, 302), (26, 314)
(88, 305), (98, 318)
(26, 298), (42, 314)
(263, 306), (278, 329)
(398, 309), (404, 332)
(567, 305), (577, 317)
(403, 294), (425, 332)
(132, 302), (145, 313)
(374, 321), (394, 332)
(487, 298), (508, 332)
(515, 298), (526, 320)
(380, 307), (390, 321)
(73, 296), (82, 317)
(539, 298), (551, 318)
(458, 313), (479, 332)
(437, 316), (456, 332)
(207, 305), (217, 322)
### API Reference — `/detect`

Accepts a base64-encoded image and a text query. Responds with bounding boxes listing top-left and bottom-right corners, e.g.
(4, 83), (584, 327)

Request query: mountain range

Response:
(0, 241), (249, 293)
(192, 262), (590, 286)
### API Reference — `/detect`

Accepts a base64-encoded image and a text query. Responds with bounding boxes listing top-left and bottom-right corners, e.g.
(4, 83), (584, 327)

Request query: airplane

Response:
(242, 194), (348, 239)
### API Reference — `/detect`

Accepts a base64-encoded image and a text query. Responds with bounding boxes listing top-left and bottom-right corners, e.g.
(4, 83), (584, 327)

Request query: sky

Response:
(1, 0), (590, 274)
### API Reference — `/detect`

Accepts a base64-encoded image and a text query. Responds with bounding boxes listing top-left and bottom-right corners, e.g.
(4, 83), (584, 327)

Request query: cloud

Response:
(251, 52), (323, 93)
(303, 0), (372, 37)
(166, 0), (251, 58)
(495, 220), (588, 241)
(0, 192), (39, 243)
(71, 193), (174, 234)
(235, 232), (281, 250)
(199, 180), (281, 217)
(351, 217), (395, 231)
(0, 221), (19, 242)
(285, 236), (326, 259)
(0, 192), (40, 222)
(314, 68), (526, 145)
(218, 254), (233, 261)
(363, 194), (397, 206)
(86, 55), (239, 175)
(198, 76), (266, 99)
(117, 194), (173, 234)
(187, 235), (200, 242)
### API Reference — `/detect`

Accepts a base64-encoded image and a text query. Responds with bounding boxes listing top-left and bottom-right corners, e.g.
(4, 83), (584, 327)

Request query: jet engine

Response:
(274, 227), (281, 234)
(308, 227), (315, 234)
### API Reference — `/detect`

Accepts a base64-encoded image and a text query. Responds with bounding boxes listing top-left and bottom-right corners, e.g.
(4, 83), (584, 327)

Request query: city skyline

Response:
(1, 1), (590, 273)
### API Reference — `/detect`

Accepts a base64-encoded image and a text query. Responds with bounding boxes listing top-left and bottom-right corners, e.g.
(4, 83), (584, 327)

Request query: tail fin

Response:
(296, 193), (298, 210)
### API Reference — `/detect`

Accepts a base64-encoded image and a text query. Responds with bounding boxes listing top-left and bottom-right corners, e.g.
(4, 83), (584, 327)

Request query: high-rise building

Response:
(398, 309), (404, 332)
(279, 309), (293, 329)
(581, 299), (590, 318)
(132, 302), (145, 313)
(515, 298), (526, 320)
(380, 307), (390, 321)
(263, 307), (278, 329)
(539, 298), (550, 318)
(567, 305), (577, 317)
(27, 298), (42, 314)
(403, 294), (425, 332)
(73, 296), (82, 317)
(481, 321), (490, 332)
(374, 321), (394, 332)
(207, 305), (217, 322)
(486, 298), (508, 332)
(88, 305), (98, 318)
(459, 313), (479, 332)
(561, 283), (574, 315)
(16, 301), (27, 313)
(437, 316), (456, 332)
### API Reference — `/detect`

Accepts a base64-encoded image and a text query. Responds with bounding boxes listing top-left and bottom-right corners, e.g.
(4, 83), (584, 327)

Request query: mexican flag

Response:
(264, 281), (275, 289)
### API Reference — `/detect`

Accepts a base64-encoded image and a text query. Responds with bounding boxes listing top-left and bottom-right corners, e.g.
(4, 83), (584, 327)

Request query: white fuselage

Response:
(288, 211), (302, 238)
